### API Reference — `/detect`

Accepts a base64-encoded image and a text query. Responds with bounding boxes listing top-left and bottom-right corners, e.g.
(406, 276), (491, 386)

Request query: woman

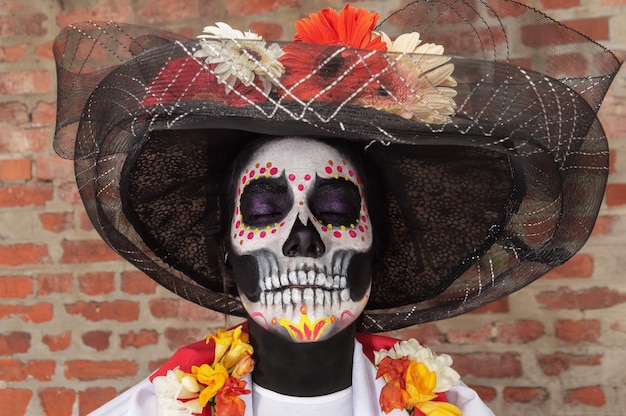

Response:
(52, 1), (621, 414)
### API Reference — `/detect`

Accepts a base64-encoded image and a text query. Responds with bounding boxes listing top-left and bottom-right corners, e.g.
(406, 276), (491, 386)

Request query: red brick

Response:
(606, 183), (626, 206)
(0, 184), (54, 207)
(65, 300), (139, 322)
(249, 21), (283, 39)
(554, 319), (600, 344)
(39, 212), (74, 233)
(486, 0), (528, 17)
(447, 324), (492, 344)
(0, 388), (32, 415)
(537, 287), (626, 310)
(449, 352), (522, 378)
(543, 254), (593, 279)
(35, 155), (73, 180)
(140, 0), (216, 22)
(470, 385), (497, 403)
(397, 322), (444, 346)
(503, 386), (549, 403)
(0, 70), (50, 95)
(0, 276), (33, 299)
(0, 244), (51, 266)
(592, 215), (618, 235)
(78, 387), (117, 416)
(60, 239), (121, 263)
(0, 102), (28, 123)
(164, 327), (203, 350)
(0, 127), (48, 152)
(65, 359), (138, 381)
(31, 101), (56, 124)
(42, 331), (71, 352)
(522, 17), (609, 47)
(0, 358), (55, 381)
(564, 386), (605, 407)
(120, 329), (159, 349)
(37, 273), (73, 295)
(35, 40), (55, 60)
(0, 44), (27, 63)
(39, 388), (75, 416)
(0, 303), (53, 323)
(537, 352), (602, 376)
(78, 211), (95, 231)
(82, 330), (111, 351)
(0, 331), (31, 354)
(225, 0), (298, 16)
(149, 298), (220, 321)
(0, 158), (31, 181)
(56, 1), (132, 28)
(0, 13), (47, 36)
(58, 181), (82, 204)
(546, 52), (589, 77)
(471, 297), (509, 313)
(540, 0), (580, 8)
(496, 320), (544, 344)
(78, 271), (115, 295)
(121, 271), (157, 294)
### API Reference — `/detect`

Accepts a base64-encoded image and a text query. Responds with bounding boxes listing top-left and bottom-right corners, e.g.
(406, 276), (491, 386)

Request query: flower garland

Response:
(152, 325), (254, 416)
(143, 3), (457, 123)
(375, 339), (463, 416)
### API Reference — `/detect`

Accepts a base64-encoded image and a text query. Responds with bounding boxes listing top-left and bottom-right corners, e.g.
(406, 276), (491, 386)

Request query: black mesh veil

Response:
(53, 0), (621, 332)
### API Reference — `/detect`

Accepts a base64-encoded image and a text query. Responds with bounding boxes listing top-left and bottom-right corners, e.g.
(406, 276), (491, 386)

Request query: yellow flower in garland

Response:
(194, 362), (230, 406)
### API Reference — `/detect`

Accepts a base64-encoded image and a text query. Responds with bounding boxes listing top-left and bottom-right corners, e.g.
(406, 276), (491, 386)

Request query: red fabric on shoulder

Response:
(149, 337), (216, 381)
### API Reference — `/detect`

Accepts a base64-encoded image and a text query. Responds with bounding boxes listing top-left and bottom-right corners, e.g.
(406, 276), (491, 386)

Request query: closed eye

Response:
(240, 175), (292, 227)
(309, 177), (361, 226)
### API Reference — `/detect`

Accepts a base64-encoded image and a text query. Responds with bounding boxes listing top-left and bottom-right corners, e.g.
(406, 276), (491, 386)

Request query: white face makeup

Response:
(228, 137), (374, 342)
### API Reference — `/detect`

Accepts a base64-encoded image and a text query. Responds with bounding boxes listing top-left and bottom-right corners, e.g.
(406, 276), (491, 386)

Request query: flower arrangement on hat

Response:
(152, 324), (255, 416)
(146, 3), (457, 123)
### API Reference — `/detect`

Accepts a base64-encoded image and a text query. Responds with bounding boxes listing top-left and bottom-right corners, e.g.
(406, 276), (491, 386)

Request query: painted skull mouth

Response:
(254, 250), (354, 308)
(259, 268), (350, 307)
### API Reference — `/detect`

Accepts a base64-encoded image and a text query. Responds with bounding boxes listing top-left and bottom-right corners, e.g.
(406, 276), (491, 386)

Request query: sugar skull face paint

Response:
(228, 137), (374, 342)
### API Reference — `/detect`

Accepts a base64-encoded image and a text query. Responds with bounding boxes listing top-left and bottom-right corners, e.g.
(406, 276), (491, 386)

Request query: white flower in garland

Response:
(194, 22), (284, 95)
(153, 368), (203, 416)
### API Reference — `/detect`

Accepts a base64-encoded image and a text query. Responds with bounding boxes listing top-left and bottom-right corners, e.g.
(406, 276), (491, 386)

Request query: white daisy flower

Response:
(194, 22), (284, 95)
(358, 31), (457, 123)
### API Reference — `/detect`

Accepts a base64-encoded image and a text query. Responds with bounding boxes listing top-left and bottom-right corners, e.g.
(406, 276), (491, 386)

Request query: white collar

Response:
(239, 339), (408, 416)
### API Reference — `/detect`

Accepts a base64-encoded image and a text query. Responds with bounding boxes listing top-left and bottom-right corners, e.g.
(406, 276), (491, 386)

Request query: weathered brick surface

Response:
(0, 1), (624, 415)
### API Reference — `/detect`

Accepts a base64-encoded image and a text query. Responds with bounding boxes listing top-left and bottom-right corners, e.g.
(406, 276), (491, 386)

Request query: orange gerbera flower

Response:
(294, 4), (387, 51)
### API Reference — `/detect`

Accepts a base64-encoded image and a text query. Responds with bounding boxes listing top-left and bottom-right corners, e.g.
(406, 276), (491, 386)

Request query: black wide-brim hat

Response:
(53, 0), (621, 332)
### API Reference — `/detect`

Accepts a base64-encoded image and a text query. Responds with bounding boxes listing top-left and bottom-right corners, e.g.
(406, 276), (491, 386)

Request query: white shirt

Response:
(89, 340), (495, 416)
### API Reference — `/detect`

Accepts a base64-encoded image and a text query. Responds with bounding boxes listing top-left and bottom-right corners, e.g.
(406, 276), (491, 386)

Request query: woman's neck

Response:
(248, 319), (356, 397)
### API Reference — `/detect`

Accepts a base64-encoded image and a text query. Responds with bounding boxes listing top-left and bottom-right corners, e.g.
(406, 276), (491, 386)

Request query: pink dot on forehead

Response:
(333, 231), (342, 238)
(288, 173), (296, 181)
(270, 167), (278, 175)
(304, 174), (311, 181)
(297, 184), (304, 192)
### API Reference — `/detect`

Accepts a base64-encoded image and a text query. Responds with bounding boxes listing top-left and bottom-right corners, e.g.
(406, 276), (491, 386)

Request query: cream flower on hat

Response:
(194, 22), (284, 95)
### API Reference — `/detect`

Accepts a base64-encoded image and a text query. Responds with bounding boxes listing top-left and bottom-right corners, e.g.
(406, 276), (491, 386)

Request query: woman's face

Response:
(227, 137), (374, 342)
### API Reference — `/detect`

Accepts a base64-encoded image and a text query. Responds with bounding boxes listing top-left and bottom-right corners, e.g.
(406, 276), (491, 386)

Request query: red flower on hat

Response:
(278, 4), (388, 102)
(141, 56), (267, 108)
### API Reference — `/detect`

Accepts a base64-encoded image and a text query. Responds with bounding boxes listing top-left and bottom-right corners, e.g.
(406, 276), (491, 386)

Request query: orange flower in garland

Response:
(279, 4), (388, 102)
(294, 4), (387, 50)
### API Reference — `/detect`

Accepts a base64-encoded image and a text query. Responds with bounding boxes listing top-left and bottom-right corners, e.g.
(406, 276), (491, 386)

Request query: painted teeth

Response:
(258, 267), (351, 307)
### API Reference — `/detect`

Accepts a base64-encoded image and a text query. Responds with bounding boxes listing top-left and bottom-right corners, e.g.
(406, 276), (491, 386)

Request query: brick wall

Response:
(1, 0), (625, 415)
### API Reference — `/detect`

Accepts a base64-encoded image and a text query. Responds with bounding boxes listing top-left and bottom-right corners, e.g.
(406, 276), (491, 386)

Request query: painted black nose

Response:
(282, 217), (325, 258)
